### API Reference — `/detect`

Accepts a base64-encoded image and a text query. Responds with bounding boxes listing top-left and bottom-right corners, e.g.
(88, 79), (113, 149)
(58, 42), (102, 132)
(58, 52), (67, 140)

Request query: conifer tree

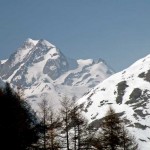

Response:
(100, 106), (122, 150)
(0, 82), (39, 150)
(100, 106), (139, 150)
(121, 125), (138, 150)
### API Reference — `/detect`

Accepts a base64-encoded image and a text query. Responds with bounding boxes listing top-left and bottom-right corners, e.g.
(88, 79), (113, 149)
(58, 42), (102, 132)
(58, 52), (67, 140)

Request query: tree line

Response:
(0, 83), (139, 150)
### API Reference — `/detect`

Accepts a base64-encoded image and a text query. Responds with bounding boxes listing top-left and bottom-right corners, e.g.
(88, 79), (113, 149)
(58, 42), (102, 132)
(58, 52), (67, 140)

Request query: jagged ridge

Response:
(0, 38), (113, 111)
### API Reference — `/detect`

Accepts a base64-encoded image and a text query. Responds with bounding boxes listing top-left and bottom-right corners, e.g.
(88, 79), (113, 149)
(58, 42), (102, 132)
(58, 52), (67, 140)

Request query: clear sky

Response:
(0, 0), (150, 71)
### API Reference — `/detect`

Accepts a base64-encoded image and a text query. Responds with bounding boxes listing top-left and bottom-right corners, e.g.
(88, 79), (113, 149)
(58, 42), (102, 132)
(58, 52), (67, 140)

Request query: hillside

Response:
(77, 54), (150, 149)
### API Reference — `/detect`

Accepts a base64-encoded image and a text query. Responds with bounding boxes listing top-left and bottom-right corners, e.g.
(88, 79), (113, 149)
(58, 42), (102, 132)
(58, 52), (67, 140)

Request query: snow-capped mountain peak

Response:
(23, 38), (39, 47)
(0, 38), (113, 110)
(36, 39), (55, 48)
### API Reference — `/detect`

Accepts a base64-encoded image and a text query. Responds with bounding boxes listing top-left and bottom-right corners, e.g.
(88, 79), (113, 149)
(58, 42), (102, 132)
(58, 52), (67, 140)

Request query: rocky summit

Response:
(0, 38), (113, 111)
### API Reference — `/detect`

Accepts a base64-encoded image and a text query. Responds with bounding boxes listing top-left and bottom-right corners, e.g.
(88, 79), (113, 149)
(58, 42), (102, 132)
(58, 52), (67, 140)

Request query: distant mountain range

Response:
(77, 54), (150, 150)
(0, 38), (113, 110)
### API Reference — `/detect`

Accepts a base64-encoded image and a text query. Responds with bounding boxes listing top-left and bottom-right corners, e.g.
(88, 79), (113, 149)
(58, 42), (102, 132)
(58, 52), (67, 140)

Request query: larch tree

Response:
(38, 99), (61, 150)
(100, 106), (122, 150)
(60, 96), (73, 150)
(100, 106), (139, 150)
(47, 107), (61, 150)
(70, 103), (89, 150)
(38, 99), (49, 149)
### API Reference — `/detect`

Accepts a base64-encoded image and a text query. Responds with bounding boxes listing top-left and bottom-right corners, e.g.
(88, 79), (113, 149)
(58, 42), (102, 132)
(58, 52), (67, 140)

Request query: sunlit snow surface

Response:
(1, 38), (150, 149)
(0, 38), (113, 112)
(77, 54), (150, 150)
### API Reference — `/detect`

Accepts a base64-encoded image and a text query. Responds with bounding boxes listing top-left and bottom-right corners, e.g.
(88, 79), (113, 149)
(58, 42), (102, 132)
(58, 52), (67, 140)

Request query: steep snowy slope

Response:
(77, 54), (150, 150)
(0, 38), (113, 110)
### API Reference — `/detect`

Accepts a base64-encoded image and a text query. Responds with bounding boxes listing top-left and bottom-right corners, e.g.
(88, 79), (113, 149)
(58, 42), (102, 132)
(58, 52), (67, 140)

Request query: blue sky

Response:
(0, 0), (150, 71)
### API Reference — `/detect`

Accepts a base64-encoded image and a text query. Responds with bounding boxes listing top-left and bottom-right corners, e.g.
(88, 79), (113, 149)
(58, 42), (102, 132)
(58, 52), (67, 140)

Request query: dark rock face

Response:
(139, 70), (150, 82)
(130, 88), (142, 100)
(43, 51), (69, 80)
(116, 81), (128, 104)
(125, 88), (142, 105)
